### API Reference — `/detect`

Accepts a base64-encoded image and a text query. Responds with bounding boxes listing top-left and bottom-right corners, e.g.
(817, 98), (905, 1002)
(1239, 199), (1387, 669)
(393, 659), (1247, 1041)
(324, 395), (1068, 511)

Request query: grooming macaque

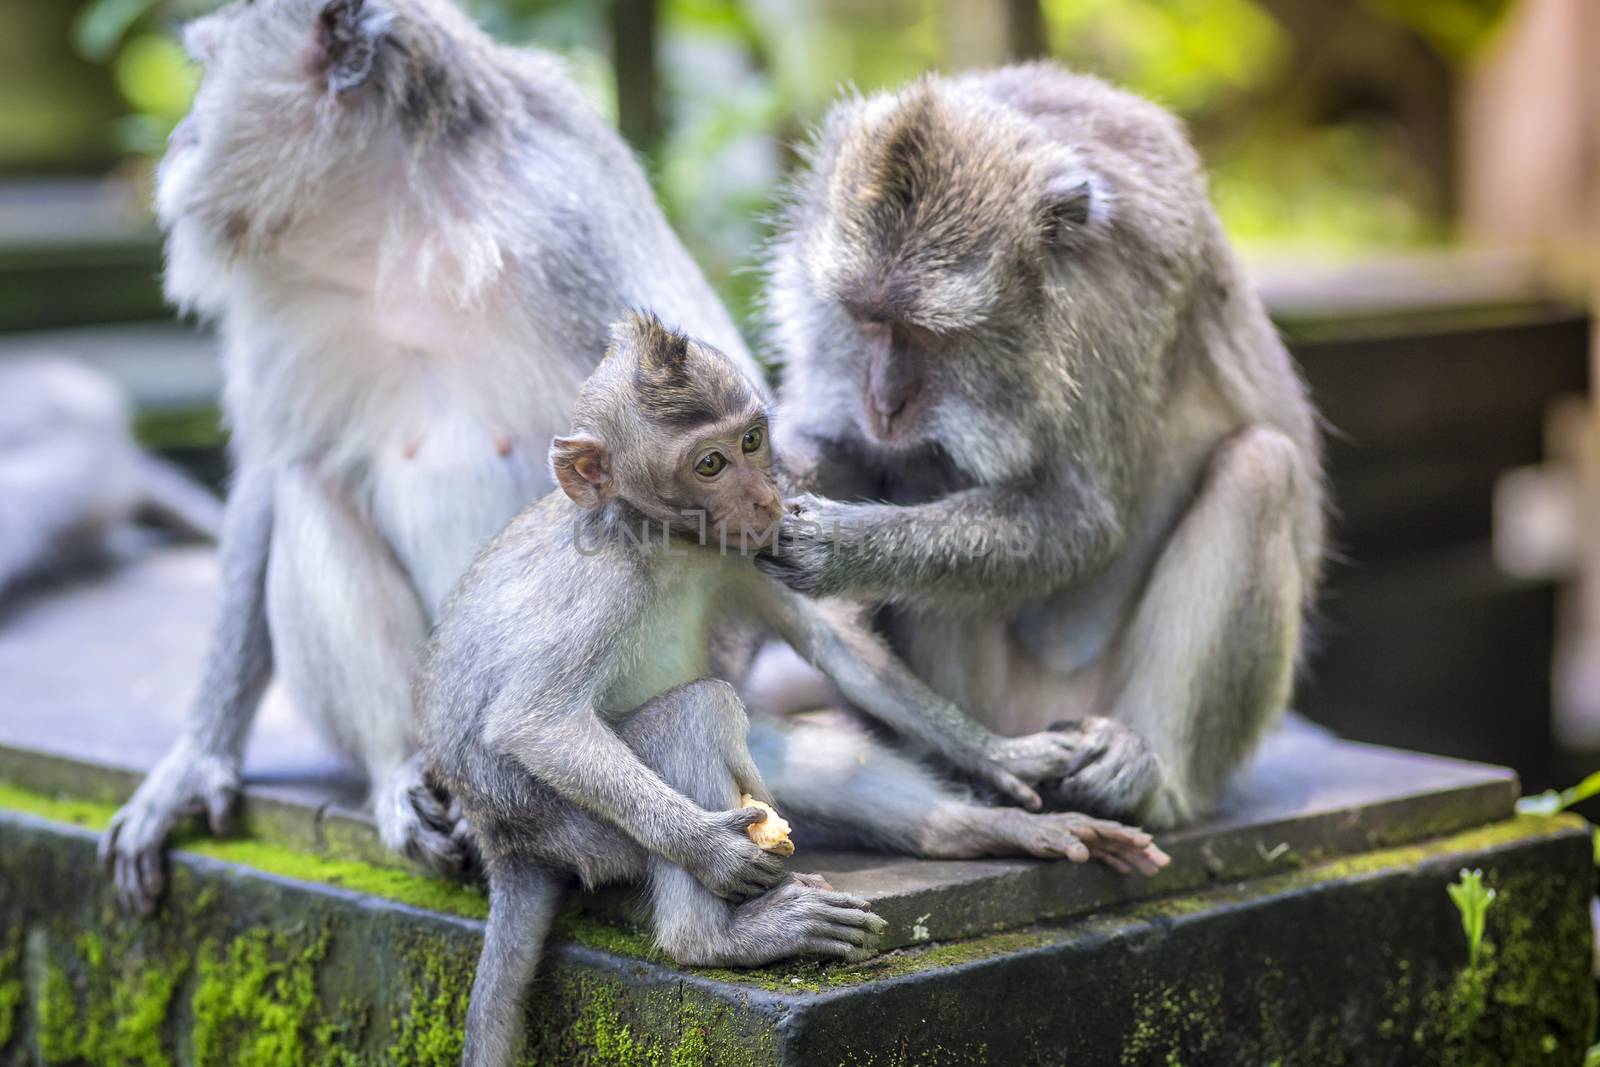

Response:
(760, 64), (1325, 828)
(0, 358), (220, 604)
(423, 314), (1166, 1067)
(100, 0), (762, 913)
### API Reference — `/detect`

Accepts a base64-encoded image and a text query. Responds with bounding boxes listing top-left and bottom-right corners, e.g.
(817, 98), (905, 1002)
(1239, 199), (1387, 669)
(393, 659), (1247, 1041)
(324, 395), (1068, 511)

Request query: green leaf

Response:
(74, 0), (162, 63)
(114, 33), (200, 121)
(1517, 790), (1566, 816)
(1517, 769), (1600, 816)
(1445, 867), (1496, 969)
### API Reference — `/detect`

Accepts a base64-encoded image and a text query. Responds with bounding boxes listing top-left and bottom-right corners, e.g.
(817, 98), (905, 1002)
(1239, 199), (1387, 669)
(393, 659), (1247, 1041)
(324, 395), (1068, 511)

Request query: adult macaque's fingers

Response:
(139, 849), (166, 905)
(98, 820), (121, 876)
(1097, 852), (1134, 875)
(990, 769), (1041, 811)
(1059, 835), (1089, 863)
(206, 788), (234, 836)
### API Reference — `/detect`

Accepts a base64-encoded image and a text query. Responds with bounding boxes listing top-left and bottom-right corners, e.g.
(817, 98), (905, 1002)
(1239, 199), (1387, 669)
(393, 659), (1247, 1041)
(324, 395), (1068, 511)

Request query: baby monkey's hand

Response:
(683, 808), (789, 903)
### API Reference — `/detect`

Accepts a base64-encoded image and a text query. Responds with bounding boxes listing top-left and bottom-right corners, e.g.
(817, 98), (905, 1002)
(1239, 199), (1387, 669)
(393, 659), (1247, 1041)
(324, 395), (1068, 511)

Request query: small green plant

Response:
(1516, 769), (1600, 816)
(1446, 868), (1496, 969)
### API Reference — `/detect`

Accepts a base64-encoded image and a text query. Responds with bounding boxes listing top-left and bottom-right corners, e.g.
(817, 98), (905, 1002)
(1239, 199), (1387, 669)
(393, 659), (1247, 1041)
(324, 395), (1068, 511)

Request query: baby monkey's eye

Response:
(741, 427), (764, 454)
(695, 451), (728, 478)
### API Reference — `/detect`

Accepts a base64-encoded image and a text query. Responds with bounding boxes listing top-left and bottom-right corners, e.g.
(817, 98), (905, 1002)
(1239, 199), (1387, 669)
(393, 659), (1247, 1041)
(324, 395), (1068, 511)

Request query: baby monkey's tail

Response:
(463, 861), (566, 1067)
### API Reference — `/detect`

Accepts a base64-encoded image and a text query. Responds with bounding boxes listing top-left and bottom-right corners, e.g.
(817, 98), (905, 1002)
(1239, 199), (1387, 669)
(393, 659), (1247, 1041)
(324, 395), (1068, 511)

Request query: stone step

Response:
(1, 545), (1594, 1064)
(0, 547), (1522, 950)
(0, 792), (1590, 1065)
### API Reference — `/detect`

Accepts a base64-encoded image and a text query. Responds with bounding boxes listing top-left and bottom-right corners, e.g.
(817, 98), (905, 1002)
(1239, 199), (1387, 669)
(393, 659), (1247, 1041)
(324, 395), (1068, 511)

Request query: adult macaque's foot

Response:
(1036, 716), (1161, 822)
(990, 809), (1170, 875)
(100, 745), (240, 915)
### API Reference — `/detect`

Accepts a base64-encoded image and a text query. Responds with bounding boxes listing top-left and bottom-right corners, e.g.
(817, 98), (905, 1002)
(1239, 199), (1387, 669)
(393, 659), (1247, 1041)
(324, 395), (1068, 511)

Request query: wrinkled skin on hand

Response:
(1034, 716), (1163, 824)
(753, 495), (860, 598)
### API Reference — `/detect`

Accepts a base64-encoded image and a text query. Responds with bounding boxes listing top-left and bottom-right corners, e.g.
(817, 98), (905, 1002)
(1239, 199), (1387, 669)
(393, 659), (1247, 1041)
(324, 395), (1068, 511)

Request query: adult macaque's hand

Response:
(99, 743), (239, 915)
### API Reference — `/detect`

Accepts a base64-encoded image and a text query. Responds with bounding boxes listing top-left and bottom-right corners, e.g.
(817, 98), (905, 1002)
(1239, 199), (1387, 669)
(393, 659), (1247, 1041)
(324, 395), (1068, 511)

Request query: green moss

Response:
(0, 780), (488, 920)
(553, 912), (662, 962)
(0, 935), (22, 1051)
(567, 982), (658, 1067)
(1419, 861), (1595, 1063)
(534, 975), (771, 1067)
(37, 961), (79, 1064)
(693, 927), (1069, 994)
(1120, 974), (1224, 1066)
(391, 944), (472, 1067)
(29, 924), (185, 1066)
(0, 781), (118, 831)
(134, 407), (224, 451)
(190, 927), (361, 1067)
(179, 837), (488, 920)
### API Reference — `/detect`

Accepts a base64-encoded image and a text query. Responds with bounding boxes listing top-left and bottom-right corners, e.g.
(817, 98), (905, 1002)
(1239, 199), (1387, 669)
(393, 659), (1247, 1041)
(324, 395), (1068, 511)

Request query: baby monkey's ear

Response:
(550, 434), (614, 510)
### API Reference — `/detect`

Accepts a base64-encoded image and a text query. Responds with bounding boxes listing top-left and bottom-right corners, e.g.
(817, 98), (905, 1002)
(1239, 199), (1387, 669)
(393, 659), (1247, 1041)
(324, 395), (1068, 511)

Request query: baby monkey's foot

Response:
(728, 873), (887, 965)
(376, 754), (480, 882)
(992, 809), (1170, 876)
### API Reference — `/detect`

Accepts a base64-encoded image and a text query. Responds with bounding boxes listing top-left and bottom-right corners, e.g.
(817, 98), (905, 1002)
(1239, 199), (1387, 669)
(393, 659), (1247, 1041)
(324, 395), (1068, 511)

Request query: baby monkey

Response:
(421, 314), (877, 1066)
(422, 313), (1163, 1066)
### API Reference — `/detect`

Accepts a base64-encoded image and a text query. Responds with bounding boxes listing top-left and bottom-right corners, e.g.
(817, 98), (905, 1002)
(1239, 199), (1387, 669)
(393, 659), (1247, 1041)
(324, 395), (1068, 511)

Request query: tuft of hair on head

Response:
(315, 0), (393, 94)
(805, 76), (1111, 331)
(609, 310), (760, 431)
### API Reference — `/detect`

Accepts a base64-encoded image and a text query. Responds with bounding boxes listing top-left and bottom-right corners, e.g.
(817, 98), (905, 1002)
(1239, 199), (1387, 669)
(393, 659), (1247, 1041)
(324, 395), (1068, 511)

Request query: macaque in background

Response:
(759, 65), (1326, 828)
(0, 357), (220, 605)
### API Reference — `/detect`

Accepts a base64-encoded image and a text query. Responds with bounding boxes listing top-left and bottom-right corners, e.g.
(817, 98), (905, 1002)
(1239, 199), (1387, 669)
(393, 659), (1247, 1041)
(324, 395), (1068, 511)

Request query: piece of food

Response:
(739, 794), (795, 856)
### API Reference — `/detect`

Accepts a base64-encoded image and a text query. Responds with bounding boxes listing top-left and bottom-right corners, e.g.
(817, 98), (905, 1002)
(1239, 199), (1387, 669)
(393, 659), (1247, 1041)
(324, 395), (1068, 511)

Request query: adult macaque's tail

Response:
(463, 863), (566, 1067)
(136, 453), (223, 542)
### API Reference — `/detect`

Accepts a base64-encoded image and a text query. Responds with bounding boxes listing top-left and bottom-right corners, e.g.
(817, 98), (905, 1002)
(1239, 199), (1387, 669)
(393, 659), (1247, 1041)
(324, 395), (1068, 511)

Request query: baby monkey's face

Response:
(667, 414), (783, 545)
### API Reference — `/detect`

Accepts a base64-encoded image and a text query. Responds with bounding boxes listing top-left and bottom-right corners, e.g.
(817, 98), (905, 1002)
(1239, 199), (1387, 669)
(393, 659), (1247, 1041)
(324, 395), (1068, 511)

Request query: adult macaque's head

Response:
(770, 68), (1207, 484)
(157, 0), (504, 313)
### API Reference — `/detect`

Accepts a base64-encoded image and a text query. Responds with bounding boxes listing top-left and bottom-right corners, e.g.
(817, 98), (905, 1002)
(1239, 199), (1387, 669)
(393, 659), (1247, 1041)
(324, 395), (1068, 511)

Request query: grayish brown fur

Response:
(423, 313), (1165, 1066)
(758, 64), (1325, 828)
(0, 357), (221, 605)
(100, 0), (763, 914)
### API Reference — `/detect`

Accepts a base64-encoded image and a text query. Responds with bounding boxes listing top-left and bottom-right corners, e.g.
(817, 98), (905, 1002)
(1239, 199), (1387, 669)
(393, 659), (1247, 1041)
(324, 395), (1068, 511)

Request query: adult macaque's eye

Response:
(695, 451), (728, 477)
(741, 427), (764, 454)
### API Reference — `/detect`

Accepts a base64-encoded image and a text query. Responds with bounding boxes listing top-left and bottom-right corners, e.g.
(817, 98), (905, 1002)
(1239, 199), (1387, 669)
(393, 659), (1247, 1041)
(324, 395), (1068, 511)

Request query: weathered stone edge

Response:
(0, 739), (1521, 954)
(860, 765), (1519, 948)
(2, 805), (1590, 1066)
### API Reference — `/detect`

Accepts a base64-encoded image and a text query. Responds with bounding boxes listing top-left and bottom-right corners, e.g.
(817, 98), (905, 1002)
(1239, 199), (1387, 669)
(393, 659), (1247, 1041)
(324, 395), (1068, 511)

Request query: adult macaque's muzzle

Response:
(866, 328), (923, 437)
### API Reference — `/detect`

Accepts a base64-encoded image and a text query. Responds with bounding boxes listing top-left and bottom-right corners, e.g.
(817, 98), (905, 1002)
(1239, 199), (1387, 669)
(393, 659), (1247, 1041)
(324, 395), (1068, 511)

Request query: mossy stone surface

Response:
(1, 784), (1592, 1067)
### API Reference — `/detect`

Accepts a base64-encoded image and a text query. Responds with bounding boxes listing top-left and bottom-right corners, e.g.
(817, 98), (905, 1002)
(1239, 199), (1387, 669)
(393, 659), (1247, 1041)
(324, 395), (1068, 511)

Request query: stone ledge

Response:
(1, 796), (1592, 1066)
(0, 548), (1523, 950)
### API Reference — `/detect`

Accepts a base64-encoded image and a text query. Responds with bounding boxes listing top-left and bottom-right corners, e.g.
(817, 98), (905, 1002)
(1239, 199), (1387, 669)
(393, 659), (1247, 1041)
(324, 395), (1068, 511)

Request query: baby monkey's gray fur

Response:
(422, 314), (1164, 1067)
(761, 64), (1326, 829)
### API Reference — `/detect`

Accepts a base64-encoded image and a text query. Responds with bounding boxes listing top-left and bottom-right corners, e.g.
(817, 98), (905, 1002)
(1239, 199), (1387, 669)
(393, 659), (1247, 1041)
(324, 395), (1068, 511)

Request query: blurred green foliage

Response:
(52, 0), (1516, 325)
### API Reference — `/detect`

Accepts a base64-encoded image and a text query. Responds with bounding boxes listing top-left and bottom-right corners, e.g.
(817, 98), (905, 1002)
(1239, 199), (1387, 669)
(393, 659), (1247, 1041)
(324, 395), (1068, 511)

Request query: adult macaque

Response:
(100, 0), (762, 913)
(0, 358), (220, 604)
(760, 65), (1326, 828)
(422, 312), (1163, 1067)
